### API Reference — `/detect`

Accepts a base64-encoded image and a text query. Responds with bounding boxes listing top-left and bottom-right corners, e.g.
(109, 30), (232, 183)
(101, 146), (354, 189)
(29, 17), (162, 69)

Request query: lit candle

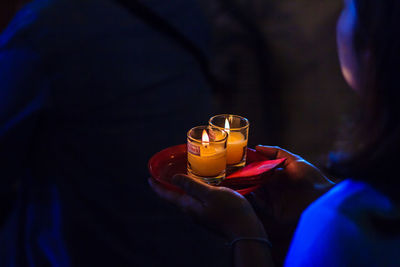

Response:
(187, 129), (227, 177)
(209, 114), (249, 169)
(224, 118), (248, 165)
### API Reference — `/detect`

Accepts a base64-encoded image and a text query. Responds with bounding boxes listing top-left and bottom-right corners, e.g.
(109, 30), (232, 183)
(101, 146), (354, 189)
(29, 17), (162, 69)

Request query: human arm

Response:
(149, 174), (274, 267)
(248, 145), (336, 264)
(148, 145), (336, 266)
(251, 145), (335, 222)
(284, 198), (368, 267)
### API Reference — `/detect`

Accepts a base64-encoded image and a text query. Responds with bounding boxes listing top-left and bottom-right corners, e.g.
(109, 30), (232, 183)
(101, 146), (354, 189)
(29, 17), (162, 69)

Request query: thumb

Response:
(172, 174), (212, 201)
(256, 145), (300, 162)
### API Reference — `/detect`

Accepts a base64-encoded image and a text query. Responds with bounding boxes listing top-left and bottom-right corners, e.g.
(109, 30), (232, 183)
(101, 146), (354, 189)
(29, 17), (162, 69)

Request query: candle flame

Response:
(202, 129), (210, 147)
(224, 118), (230, 134)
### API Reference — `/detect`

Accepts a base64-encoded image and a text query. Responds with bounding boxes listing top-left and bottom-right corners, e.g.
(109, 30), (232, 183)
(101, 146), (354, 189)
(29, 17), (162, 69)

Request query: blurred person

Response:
(150, 0), (400, 265)
(0, 0), (215, 265)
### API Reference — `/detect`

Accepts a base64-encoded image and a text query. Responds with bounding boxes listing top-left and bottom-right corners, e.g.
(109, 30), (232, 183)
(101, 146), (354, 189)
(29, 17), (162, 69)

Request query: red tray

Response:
(148, 144), (283, 196)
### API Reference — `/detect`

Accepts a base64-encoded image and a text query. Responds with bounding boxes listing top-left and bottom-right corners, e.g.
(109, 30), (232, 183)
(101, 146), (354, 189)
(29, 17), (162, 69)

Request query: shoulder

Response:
(310, 179), (396, 222)
(285, 179), (400, 266)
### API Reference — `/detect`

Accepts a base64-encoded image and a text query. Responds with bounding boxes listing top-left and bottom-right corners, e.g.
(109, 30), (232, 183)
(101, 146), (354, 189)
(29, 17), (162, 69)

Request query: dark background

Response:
(200, 0), (356, 167)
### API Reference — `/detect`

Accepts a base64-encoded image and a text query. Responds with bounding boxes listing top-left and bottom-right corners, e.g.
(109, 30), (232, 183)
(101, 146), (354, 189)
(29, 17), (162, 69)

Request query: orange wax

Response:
(188, 146), (226, 177)
(226, 132), (247, 164)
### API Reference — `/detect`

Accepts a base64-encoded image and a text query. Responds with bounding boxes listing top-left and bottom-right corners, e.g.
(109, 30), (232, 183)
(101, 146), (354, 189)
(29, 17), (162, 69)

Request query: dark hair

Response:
(328, 0), (400, 205)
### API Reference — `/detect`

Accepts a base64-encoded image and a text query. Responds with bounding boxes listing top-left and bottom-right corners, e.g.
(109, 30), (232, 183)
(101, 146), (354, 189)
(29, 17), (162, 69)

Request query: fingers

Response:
(247, 189), (272, 218)
(172, 174), (212, 201)
(148, 177), (203, 214)
(148, 177), (182, 203)
(256, 145), (300, 161)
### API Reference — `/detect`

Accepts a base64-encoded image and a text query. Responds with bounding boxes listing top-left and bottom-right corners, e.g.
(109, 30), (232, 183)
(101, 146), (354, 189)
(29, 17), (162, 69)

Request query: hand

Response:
(251, 145), (335, 224)
(148, 174), (267, 241)
(247, 145), (336, 265)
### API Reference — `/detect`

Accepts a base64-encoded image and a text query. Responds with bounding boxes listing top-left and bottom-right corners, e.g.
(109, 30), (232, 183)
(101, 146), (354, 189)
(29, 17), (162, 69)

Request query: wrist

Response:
(228, 218), (268, 241)
(228, 236), (272, 248)
(231, 236), (274, 267)
(223, 199), (267, 240)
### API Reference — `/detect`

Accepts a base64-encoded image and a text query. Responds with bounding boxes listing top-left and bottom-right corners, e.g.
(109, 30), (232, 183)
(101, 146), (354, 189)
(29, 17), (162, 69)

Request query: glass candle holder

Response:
(187, 126), (228, 185)
(209, 114), (249, 171)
